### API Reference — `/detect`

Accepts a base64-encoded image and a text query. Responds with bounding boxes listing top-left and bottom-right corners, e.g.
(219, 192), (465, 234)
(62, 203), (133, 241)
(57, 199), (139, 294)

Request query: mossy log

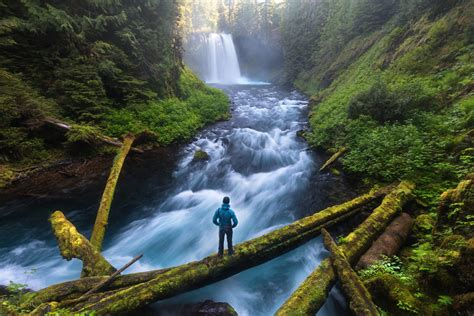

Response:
(276, 181), (414, 316)
(90, 134), (135, 252)
(356, 213), (414, 270)
(319, 147), (346, 172)
(50, 211), (116, 278)
(321, 229), (378, 316)
(24, 186), (389, 314)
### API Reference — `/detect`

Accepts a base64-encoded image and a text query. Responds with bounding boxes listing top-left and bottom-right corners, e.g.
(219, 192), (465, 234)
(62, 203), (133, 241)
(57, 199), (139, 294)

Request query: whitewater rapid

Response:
(0, 85), (348, 315)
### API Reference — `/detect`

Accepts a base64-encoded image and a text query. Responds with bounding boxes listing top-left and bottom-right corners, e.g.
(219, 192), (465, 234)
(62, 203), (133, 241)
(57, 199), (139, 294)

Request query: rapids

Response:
(0, 85), (351, 315)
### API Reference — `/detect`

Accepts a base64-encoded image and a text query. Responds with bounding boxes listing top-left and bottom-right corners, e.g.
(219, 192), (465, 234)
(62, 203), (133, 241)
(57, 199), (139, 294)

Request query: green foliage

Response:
(65, 125), (102, 145)
(348, 79), (436, 123)
(104, 68), (229, 145)
(359, 256), (412, 285)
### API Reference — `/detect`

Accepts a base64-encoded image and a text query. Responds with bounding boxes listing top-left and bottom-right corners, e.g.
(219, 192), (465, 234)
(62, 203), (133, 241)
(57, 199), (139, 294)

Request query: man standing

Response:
(212, 196), (238, 257)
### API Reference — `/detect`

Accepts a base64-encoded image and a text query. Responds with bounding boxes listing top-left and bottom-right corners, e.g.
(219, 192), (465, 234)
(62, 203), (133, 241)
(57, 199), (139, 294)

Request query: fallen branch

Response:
(81, 254), (143, 298)
(275, 181), (414, 316)
(319, 147), (346, 172)
(50, 211), (116, 278)
(322, 228), (378, 316)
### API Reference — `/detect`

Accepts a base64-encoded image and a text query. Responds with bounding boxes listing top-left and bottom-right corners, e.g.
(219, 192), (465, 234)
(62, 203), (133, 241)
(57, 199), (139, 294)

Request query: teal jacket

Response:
(213, 203), (238, 228)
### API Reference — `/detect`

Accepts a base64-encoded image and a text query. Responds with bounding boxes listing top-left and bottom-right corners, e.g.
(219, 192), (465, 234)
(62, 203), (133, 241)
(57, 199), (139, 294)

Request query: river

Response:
(0, 84), (352, 315)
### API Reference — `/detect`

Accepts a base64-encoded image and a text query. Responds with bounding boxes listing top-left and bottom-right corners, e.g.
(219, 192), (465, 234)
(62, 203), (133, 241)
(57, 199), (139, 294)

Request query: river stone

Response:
(182, 300), (238, 316)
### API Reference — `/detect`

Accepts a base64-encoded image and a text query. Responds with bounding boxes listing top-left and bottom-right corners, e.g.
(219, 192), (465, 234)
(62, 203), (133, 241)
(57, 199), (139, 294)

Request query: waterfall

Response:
(204, 33), (242, 84)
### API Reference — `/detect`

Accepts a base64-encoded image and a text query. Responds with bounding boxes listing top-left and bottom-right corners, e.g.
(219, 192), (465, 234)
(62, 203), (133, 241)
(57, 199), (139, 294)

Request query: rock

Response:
(182, 300), (238, 316)
(193, 149), (210, 162)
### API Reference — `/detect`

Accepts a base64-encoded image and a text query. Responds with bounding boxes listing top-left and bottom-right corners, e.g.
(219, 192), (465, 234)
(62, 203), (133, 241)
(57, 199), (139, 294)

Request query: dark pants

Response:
(218, 226), (233, 256)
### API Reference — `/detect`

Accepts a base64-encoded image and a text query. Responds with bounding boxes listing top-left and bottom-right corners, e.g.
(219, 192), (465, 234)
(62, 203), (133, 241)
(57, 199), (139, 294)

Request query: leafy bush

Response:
(348, 79), (435, 124)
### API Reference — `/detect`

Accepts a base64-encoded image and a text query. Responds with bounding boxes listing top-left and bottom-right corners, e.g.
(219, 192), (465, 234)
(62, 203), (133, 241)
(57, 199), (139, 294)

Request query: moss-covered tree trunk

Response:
(23, 186), (389, 313)
(90, 134), (135, 252)
(321, 228), (379, 316)
(275, 181), (414, 316)
(50, 211), (116, 278)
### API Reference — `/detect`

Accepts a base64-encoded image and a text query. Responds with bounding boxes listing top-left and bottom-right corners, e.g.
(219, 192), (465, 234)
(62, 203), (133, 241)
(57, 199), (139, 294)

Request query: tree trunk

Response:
(50, 211), (116, 278)
(275, 181), (414, 316)
(321, 228), (378, 316)
(89, 134), (135, 252)
(356, 212), (414, 270)
(23, 185), (390, 313)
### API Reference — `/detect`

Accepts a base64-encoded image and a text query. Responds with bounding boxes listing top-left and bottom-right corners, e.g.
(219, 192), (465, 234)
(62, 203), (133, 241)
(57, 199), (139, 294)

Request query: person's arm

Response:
(212, 209), (220, 226)
(231, 211), (238, 228)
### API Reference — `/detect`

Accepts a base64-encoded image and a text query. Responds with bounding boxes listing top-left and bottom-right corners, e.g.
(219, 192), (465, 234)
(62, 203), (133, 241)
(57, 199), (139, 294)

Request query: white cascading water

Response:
(205, 33), (243, 84)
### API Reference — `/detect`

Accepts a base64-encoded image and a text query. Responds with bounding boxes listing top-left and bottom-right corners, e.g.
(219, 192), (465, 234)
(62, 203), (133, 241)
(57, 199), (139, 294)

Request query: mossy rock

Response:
(454, 238), (474, 292)
(296, 129), (307, 139)
(364, 273), (431, 315)
(413, 214), (435, 241)
(193, 150), (210, 162)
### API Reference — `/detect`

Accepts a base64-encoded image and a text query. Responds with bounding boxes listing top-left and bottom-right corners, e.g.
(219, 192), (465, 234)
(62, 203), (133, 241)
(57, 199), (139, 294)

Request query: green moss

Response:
(193, 150), (210, 161)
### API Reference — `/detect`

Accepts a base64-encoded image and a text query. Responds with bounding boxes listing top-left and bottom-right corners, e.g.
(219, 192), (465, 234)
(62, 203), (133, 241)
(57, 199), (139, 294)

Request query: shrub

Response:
(348, 79), (435, 124)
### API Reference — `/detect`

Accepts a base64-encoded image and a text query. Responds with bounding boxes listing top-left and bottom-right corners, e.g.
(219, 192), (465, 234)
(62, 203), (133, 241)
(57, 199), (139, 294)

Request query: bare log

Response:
(356, 213), (414, 270)
(319, 147), (346, 172)
(26, 186), (389, 313)
(321, 228), (378, 316)
(276, 181), (414, 316)
(50, 211), (116, 278)
(90, 134), (135, 252)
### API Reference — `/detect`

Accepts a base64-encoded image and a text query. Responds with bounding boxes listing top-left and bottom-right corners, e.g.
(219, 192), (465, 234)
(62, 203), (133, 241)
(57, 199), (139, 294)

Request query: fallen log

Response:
(275, 181), (414, 316)
(50, 211), (116, 278)
(321, 228), (378, 316)
(43, 117), (144, 153)
(356, 212), (414, 270)
(90, 134), (135, 252)
(24, 185), (390, 313)
(319, 147), (346, 172)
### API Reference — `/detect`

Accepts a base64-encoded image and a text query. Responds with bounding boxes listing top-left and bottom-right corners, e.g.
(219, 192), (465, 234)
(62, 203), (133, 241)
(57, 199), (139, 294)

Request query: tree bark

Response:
(50, 211), (116, 278)
(356, 212), (414, 270)
(321, 228), (378, 316)
(275, 181), (414, 316)
(90, 134), (135, 252)
(24, 185), (390, 313)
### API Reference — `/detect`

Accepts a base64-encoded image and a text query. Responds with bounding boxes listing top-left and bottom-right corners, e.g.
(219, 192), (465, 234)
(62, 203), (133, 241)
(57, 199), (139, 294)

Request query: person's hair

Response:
(223, 196), (230, 204)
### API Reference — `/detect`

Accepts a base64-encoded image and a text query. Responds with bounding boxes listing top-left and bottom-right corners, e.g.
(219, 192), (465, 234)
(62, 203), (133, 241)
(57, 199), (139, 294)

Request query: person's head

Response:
(223, 196), (230, 204)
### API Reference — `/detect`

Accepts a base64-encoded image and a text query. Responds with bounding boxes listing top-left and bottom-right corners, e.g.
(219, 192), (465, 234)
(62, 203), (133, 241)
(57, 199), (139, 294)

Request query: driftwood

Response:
(321, 228), (378, 316)
(22, 186), (390, 313)
(319, 147), (346, 172)
(275, 181), (414, 316)
(90, 134), (135, 252)
(356, 212), (414, 270)
(43, 117), (143, 153)
(50, 211), (116, 278)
